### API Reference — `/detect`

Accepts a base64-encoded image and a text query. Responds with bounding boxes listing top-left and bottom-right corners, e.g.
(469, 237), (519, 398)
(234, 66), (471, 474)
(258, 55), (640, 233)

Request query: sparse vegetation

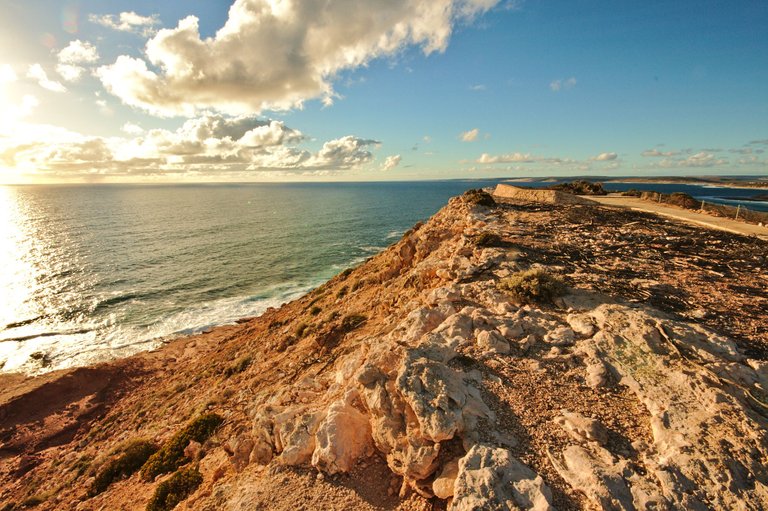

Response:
(90, 440), (158, 496)
(549, 180), (607, 195)
(295, 322), (309, 337)
(29, 352), (51, 367)
(350, 279), (364, 292)
(223, 356), (251, 377)
(145, 467), (203, 511)
(140, 413), (223, 481)
(472, 232), (502, 247)
(498, 269), (564, 305)
(336, 285), (348, 298)
(341, 314), (367, 331)
(463, 189), (496, 207)
(309, 305), (322, 316)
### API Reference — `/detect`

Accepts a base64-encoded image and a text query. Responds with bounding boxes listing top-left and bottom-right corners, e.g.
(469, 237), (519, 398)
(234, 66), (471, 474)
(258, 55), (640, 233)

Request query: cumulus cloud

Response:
(641, 148), (681, 157)
(89, 11), (160, 35)
(550, 77), (576, 92)
(656, 151), (728, 168)
(97, 0), (499, 116)
(57, 40), (100, 82)
(591, 152), (617, 161)
(381, 154), (402, 170)
(461, 128), (480, 142)
(27, 64), (66, 92)
(477, 152), (534, 163)
(0, 114), (379, 177)
(121, 122), (144, 135)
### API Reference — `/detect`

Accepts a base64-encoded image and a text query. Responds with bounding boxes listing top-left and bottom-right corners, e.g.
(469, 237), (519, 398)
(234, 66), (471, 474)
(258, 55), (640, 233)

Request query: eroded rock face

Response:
(451, 445), (554, 511)
(311, 390), (374, 474)
(8, 188), (768, 511)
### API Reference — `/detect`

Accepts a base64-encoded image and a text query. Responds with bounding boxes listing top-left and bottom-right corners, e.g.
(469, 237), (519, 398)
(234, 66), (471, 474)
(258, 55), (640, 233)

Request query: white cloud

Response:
(461, 128), (480, 142)
(27, 64), (67, 92)
(641, 148), (681, 157)
(56, 40), (100, 82)
(381, 154), (402, 170)
(477, 152), (533, 163)
(550, 77), (576, 92)
(89, 11), (160, 35)
(121, 122), (144, 135)
(0, 64), (17, 83)
(656, 151), (727, 168)
(591, 152), (617, 161)
(0, 114), (379, 177)
(98, 0), (499, 116)
(469, 84), (486, 91)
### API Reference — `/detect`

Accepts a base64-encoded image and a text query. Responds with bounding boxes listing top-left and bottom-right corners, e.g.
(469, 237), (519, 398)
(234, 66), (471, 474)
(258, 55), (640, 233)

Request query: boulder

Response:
(451, 445), (554, 511)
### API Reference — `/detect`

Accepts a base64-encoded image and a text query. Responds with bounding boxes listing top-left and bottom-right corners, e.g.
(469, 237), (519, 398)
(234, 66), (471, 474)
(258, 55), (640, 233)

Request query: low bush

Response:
(463, 189), (496, 207)
(550, 180), (607, 195)
(472, 232), (502, 247)
(145, 467), (202, 511)
(90, 440), (158, 496)
(341, 314), (367, 331)
(667, 192), (700, 209)
(309, 305), (322, 316)
(295, 322), (310, 337)
(223, 356), (251, 377)
(140, 413), (223, 481)
(498, 269), (564, 305)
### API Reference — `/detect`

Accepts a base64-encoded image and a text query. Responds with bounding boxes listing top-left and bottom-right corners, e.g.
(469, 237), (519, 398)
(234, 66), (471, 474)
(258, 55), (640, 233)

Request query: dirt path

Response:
(588, 195), (768, 240)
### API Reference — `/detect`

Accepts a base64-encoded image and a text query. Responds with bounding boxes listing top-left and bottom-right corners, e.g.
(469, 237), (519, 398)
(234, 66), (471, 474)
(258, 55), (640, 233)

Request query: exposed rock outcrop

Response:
(1, 188), (766, 511)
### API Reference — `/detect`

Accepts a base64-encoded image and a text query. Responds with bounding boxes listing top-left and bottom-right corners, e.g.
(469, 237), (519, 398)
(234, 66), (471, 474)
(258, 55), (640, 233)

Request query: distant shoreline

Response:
(502, 176), (768, 190)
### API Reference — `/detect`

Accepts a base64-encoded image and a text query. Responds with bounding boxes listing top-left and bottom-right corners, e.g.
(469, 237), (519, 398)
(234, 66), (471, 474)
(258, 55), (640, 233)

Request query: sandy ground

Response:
(588, 195), (768, 240)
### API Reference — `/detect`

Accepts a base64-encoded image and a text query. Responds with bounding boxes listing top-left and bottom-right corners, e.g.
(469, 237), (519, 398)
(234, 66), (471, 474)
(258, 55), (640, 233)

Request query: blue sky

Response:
(0, 0), (766, 182)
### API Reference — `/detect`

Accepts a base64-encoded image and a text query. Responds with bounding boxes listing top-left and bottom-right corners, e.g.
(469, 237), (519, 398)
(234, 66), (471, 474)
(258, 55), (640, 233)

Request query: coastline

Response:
(1, 191), (766, 510)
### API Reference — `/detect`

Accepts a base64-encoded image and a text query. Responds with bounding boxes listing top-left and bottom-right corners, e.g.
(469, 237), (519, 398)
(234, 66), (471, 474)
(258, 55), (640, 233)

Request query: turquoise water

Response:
(0, 181), (495, 373)
(1, 179), (764, 374)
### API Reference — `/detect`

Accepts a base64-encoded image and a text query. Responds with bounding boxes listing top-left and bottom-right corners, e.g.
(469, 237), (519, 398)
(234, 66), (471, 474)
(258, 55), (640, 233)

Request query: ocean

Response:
(1, 179), (765, 374)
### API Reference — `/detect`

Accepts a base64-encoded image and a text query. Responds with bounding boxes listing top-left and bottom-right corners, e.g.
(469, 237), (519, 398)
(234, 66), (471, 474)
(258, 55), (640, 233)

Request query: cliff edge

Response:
(1, 190), (766, 510)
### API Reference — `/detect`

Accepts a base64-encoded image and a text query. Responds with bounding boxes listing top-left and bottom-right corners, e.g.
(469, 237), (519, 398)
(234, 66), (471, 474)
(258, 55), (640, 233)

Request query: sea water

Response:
(0, 181), (495, 373)
(1, 179), (764, 374)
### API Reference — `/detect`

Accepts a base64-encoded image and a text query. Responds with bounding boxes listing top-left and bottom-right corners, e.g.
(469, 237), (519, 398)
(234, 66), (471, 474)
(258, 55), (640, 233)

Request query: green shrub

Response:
(90, 440), (158, 496)
(472, 232), (502, 247)
(549, 180), (607, 195)
(498, 269), (564, 305)
(145, 467), (202, 511)
(140, 414), (223, 482)
(295, 322), (309, 337)
(463, 189), (495, 207)
(223, 356), (251, 377)
(309, 305), (322, 316)
(341, 314), (366, 331)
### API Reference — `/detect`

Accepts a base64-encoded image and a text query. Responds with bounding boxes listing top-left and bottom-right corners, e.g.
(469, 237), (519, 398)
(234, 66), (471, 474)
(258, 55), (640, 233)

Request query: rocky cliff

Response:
(1, 190), (767, 510)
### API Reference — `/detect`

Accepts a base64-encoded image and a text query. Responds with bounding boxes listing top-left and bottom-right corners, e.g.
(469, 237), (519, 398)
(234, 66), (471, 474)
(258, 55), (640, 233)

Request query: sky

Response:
(0, 0), (766, 183)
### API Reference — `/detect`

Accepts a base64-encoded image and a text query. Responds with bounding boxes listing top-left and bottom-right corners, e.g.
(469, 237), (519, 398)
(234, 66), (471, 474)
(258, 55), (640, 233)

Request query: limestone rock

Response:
(550, 445), (636, 510)
(432, 458), (460, 499)
(476, 330), (510, 355)
(311, 391), (374, 474)
(273, 407), (324, 466)
(554, 411), (608, 445)
(451, 445), (554, 511)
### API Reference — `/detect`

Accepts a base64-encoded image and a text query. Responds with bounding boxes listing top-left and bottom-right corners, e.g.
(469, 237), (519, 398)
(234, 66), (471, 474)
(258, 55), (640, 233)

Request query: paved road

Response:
(587, 195), (768, 241)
